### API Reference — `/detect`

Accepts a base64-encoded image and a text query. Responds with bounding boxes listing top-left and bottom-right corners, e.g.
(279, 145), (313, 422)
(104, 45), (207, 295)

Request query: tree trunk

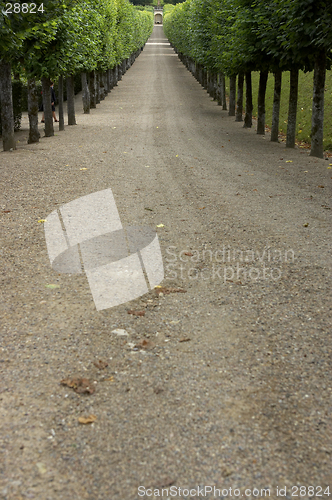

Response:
(96, 72), (101, 104)
(200, 65), (204, 87)
(113, 66), (118, 86)
(257, 70), (269, 134)
(310, 49), (326, 158)
(286, 68), (299, 148)
(235, 72), (244, 122)
(271, 70), (282, 142)
(221, 74), (227, 110)
(66, 75), (76, 126)
(210, 73), (215, 97)
(197, 64), (203, 85)
(207, 73), (214, 98)
(207, 72), (211, 95)
(118, 64), (123, 82)
(217, 73), (222, 106)
(99, 72), (105, 100)
(58, 75), (64, 131)
(202, 68), (207, 89)
(41, 76), (54, 137)
(81, 72), (90, 114)
(0, 60), (16, 151)
(228, 75), (236, 116)
(27, 78), (40, 144)
(89, 71), (96, 108)
(106, 69), (111, 93)
(109, 68), (114, 90)
(212, 73), (218, 100)
(243, 72), (253, 128)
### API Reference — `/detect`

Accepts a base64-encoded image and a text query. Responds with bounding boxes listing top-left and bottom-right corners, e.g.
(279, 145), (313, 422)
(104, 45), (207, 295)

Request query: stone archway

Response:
(154, 9), (163, 24)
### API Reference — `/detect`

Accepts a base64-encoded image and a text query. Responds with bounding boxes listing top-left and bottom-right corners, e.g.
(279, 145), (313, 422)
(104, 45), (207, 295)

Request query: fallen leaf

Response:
(179, 338), (191, 343)
(60, 377), (95, 394)
(154, 287), (186, 295)
(111, 328), (129, 336)
(38, 219), (47, 223)
(93, 360), (108, 369)
(303, 223), (309, 227)
(286, 160), (293, 163)
(78, 414), (97, 424)
(156, 224), (164, 228)
(135, 339), (154, 349)
(253, 189), (257, 191)
(199, 207), (205, 209)
(127, 310), (145, 316)
(80, 168), (88, 171)
(318, 185), (324, 188)
(3, 210), (11, 213)
(144, 207), (153, 211)
(183, 252), (193, 256)
(106, 376), (114, 382)
(176, 155), (179, 157)
(45, 284), (60, 289)
(36, 462), (47, 475)
(145, 165), (150, 168)
(222, 468), (234, 477)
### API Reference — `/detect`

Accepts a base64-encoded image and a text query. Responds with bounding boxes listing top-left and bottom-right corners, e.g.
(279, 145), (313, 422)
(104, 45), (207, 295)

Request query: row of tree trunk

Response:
(173, 48), (327, 159)
(0, 48), (143, 151)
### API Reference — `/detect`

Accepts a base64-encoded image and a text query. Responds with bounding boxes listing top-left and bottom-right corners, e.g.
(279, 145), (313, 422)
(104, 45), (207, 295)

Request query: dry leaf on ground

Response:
(93, 360), (108, 369)
(154, 287), (186, 296)
(78, 415), (97, 424)
(135, 339), (154, 349)
(60, 377), (95, 394)
(127, 310), (145, 316)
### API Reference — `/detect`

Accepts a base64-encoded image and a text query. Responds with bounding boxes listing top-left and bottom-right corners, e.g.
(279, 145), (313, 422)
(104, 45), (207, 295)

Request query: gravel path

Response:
(0, 27), (331, 500)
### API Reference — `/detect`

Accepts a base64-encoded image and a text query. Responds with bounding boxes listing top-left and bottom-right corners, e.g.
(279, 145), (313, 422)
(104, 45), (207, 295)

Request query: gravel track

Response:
(0, 26), (331, 500)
